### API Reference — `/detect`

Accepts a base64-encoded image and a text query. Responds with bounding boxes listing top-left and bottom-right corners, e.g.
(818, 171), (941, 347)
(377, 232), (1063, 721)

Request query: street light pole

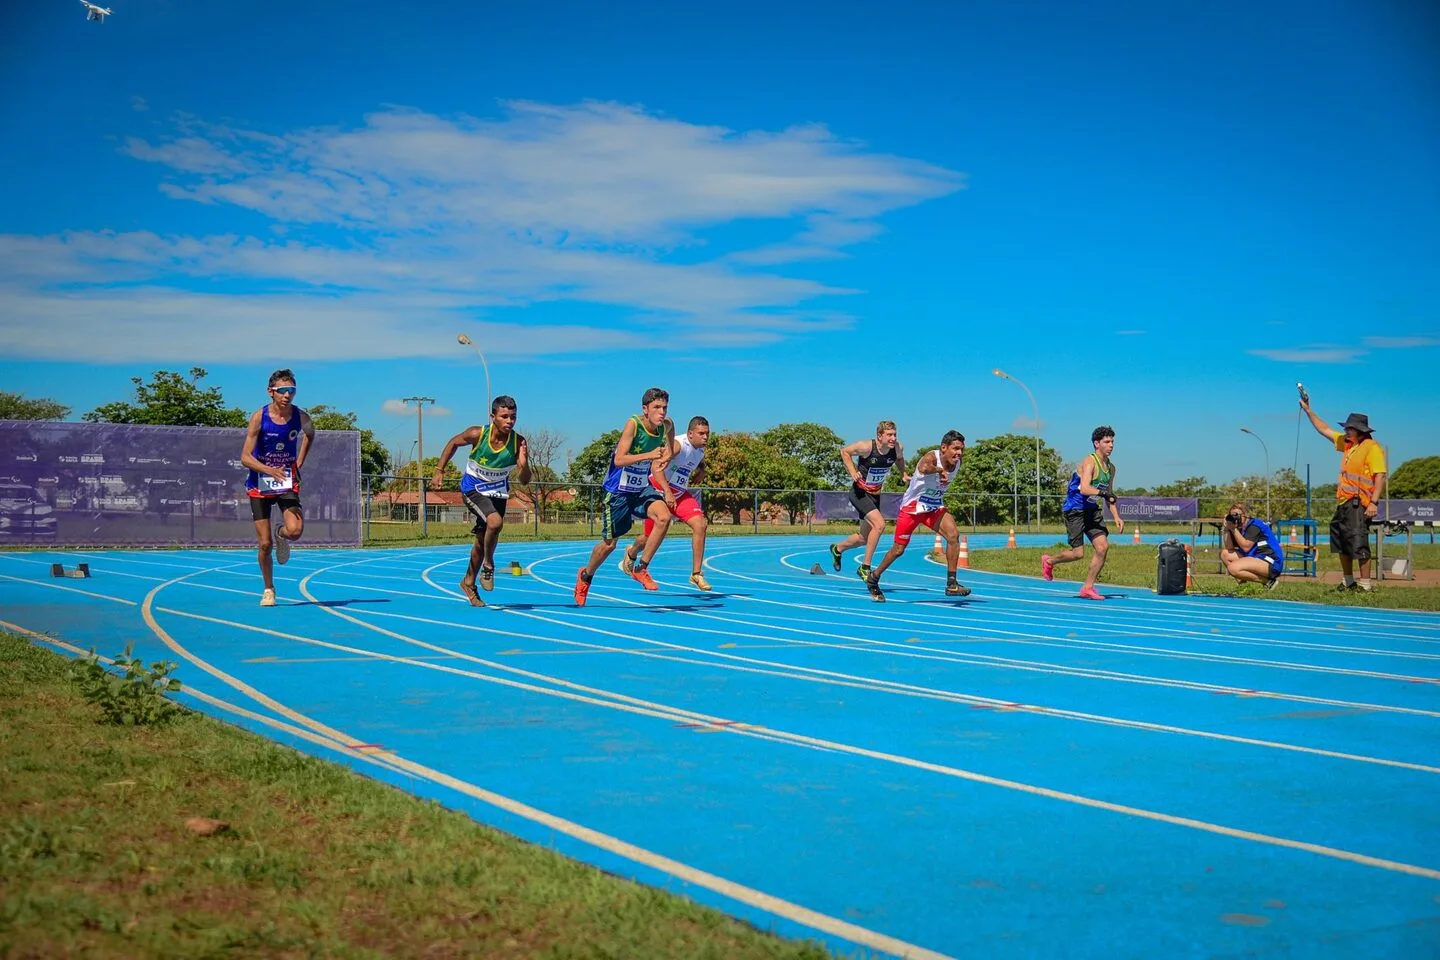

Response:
(403, 397), (435, 527)
(457, 334), (492, 416)
(1240, 427), (1271, 521)
(994, 369), (1042, 530)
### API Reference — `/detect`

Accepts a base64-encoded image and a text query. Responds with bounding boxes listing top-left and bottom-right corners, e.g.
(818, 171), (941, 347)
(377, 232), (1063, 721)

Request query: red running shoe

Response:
(1041, 554), (1055, 582)
(573, 568), (591, 606)
(1079, 585), (1104, 600)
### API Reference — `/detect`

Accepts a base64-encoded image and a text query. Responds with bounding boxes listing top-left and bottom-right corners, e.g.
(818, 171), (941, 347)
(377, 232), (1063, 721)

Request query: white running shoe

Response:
(260, 588), (277, 607)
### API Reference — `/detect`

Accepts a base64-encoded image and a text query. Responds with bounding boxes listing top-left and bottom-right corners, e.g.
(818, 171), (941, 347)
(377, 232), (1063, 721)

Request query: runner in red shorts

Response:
(623, 416), (713, 590)
(865, 430), (971, 603)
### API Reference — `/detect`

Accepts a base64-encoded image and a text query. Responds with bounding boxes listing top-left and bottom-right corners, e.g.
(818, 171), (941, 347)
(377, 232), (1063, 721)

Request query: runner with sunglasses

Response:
(240, 368), (314, 607)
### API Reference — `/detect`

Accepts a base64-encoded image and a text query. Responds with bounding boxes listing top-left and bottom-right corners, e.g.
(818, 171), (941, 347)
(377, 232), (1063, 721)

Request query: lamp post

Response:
(456, 333), (492, 415)
(993, 369), (1041, 529)
(1240, 427), (1271, 521)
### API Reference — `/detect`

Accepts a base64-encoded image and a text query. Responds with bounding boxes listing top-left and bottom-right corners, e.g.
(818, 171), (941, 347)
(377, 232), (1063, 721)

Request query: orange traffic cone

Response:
(1006, 528), (1017, 549)
(932, 532), (944, 556)
(1132, 524), (1141, 545)
(1183, 543), (1194, 589)
(958, 535), (970, 569)
(1289, 526), (1298, 545)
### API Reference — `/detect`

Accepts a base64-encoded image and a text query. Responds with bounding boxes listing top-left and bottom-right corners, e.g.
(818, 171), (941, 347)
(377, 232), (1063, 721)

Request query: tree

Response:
(567, 430), (621, 488)
(945, 433), (1066, 525)
(388, 457), (462, 492)
(759, 423), (847, 489)
(0, 391), (70, 421)
(1149, 476), (1213, 499)
(83, 368), (247, 428)
(519, 427), (568, 521)
(699, 432), (807, 525)
(1389, 456), (1440, 500)
(308, 404), (391, 480)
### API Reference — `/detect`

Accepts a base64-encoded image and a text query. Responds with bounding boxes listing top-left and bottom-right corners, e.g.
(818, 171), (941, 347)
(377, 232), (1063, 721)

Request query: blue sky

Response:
(2, 0), (1436, 487)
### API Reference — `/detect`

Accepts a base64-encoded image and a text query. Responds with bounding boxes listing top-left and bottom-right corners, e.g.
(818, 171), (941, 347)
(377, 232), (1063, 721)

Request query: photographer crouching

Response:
(1221, 500), (1284, 589)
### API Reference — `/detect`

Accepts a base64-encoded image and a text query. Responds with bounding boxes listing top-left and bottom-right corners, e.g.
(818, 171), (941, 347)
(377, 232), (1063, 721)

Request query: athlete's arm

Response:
(1229, 521), (1256, 552)
(1300, 397), (1340, 443)
(1105, 464), (1124, 531)
(294, 409), (315, 473)
(916, 451), (940, 475)
(239, 409), (285, 480)
(896, 440), (910, 483)
(650, 437), (677, 503)
(612, 418), (659, 468)
(840, 440), (867, 485)
(433, 426), (483, 487)
(1076, 457), (1102, 496)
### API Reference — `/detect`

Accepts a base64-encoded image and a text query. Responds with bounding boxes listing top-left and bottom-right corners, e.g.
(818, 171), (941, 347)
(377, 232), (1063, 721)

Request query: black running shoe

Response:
(856, 563), (871, 582)
(866, 576), (886, 603)
(945, 579), (971, 597)
(829, 544), (843, 573)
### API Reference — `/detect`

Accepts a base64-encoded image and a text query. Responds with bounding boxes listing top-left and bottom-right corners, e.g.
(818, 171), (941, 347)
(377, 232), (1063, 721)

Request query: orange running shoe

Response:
(1079, 585), (1104, 600)
(631, 565), (659, 591)
(573, 568), (592, 606)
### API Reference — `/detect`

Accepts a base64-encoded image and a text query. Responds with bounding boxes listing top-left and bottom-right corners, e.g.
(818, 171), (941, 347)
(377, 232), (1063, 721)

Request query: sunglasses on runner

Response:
(271, 386), (297, 396)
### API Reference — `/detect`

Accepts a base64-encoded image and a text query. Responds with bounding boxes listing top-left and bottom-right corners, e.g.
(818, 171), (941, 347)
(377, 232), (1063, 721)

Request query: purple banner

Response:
(1114, 497), (1198, 521)
(0, 420), (361, 547)
(1376, 500), (1440, 523)
(813, 491), (903, 522)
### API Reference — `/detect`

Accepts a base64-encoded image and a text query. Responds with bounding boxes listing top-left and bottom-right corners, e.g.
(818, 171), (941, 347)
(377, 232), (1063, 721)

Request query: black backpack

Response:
(1156, 539), (1188, 595)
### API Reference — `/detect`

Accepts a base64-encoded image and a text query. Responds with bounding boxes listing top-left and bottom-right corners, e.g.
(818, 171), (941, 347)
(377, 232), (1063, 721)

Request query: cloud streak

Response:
(0, 100), (964, 363)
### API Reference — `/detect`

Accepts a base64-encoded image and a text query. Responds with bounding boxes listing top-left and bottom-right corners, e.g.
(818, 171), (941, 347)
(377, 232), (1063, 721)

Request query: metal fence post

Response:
(364, 475), (371, 542)
(589, 486), (595, 537)
(753, 489), (759, 533)
(808, 489), (814, 534)
(421, 477), (429, 539)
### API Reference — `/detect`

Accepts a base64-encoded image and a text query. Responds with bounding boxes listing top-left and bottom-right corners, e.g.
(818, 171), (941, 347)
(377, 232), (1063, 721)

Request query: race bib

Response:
(259, 469), (294, 494)
(617, 465), (651, 493)
(465, 461), (512, 496)
(864, 466), (890, 487)
(668, 465), (692, 490)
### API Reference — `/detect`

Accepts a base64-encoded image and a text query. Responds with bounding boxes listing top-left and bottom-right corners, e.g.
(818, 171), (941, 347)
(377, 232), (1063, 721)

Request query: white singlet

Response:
(663, 435), (705, 492)
(899, 454), (956, 514)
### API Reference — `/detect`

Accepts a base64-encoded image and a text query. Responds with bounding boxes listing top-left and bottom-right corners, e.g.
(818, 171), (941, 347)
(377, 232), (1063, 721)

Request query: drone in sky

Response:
(80, 0), (113, 22)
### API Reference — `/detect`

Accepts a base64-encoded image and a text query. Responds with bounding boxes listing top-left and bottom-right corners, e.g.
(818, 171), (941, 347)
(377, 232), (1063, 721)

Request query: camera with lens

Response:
(1226, 511), (1244, 526)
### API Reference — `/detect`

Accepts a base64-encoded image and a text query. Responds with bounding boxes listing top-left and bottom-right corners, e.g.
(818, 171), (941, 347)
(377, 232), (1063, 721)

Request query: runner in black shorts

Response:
(240, 369), (315, 607)
(829, 420), (908, 581)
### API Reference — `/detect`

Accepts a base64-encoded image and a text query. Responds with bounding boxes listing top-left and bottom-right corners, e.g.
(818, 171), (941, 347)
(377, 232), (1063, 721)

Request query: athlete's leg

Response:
(481, 509), (504, 568)
(860, 508), (886, 567)
(687, 513), (708, 574)
(636, 499), (672, 567)
(1082, 533), (1109, 591)
(278, 503), (304, 542)
(253, 516), (275, 592)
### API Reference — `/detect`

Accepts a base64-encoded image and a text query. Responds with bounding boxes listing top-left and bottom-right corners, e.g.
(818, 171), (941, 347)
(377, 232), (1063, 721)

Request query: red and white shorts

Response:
(643, 480), (702, 537)
(893, 506), (947, 544)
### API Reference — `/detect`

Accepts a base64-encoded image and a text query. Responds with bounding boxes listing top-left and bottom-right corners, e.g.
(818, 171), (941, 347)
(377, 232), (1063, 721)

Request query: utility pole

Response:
(403, 397), (435, 525)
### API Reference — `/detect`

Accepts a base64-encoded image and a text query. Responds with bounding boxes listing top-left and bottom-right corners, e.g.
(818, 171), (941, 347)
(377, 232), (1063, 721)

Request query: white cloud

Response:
(383, 399), (452, 417)
(1011, 416), (1047, 431)
(0, 101), (963, 363)
(1113, 329), (1146, 336)
(130, 95), (148, 112)
(1247, 345), (1367, 364)
(1363, 336), (1439, 349)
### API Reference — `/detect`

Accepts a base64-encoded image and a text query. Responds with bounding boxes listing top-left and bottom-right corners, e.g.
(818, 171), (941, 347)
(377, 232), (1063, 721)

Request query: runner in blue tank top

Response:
(240, 368), (315, 607)
(1042, 425), (1124, 600)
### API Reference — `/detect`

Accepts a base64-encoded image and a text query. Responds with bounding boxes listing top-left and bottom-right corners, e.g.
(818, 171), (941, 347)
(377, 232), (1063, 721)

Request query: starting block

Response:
(809, 562), (825, 575)
(50, 562), (91, 579)
(510, 560), (524, 576)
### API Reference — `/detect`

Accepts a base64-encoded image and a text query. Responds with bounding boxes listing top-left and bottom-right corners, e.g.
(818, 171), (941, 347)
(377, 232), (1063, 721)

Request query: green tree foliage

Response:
(567, 430), (621, 488)
(0, 391), (71, 421)
(1149, 476), (1212, 498)
(1388, 456), (1440, 500)
(83, 368), (247, 428)
(307, 404), (391, 479)
(759, 422), (847, 489)
(702, 433), (812, 524)
(946, 433), (1066, 525)
(387, 457), (462, 492)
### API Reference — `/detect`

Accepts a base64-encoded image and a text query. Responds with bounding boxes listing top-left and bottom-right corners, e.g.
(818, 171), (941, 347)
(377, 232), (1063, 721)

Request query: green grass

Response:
(958, 543), (1440, 611)
(0, 632), (846, 959)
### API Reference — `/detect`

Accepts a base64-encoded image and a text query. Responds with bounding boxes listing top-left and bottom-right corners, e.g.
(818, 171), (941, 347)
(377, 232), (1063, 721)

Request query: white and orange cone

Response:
(958, 535), (970, 569)
(1006, 528), (1017, 549)
(1132, 525), (1141, 545)
(1184, 543), (1194, 588)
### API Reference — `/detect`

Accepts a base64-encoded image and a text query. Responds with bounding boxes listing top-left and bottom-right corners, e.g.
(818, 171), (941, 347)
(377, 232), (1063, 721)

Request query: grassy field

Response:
(0, 632), (843, 960)
(958, 543), (1440, 611)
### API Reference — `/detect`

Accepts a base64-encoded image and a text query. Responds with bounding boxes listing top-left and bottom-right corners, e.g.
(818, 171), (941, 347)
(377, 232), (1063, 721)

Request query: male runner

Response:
(830, 420), (908, 581)
(433, 395), (532, 607)
(622, 415), (713, 591)
(864, 430), (971, 603)
(240, 368), (314, 607)
(573, 387), (673, 606)
(1042, 425), (1124, 600)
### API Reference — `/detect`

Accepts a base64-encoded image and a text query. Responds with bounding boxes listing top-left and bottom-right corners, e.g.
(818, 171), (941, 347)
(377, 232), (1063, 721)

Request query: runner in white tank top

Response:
(865, 430), (972, 603)
(623, 416), (714, 591)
